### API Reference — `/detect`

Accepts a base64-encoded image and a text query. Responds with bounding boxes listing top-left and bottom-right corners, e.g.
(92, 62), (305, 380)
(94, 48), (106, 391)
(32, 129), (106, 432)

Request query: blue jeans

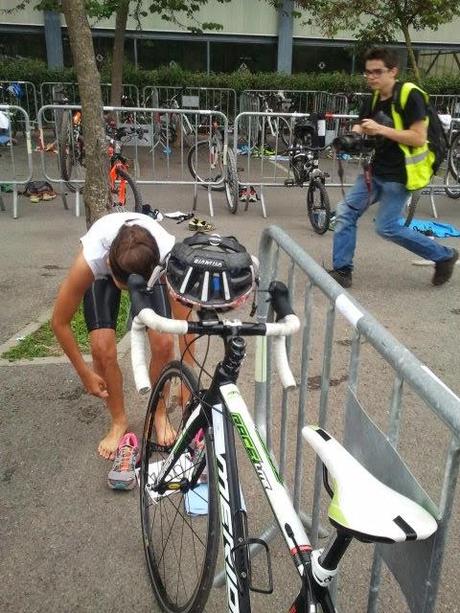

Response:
(333, 174), (454, 271)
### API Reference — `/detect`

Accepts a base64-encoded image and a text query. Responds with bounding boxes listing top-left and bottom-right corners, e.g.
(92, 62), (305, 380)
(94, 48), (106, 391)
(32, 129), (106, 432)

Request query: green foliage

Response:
(1, 292), (130, 361)
(2, 57), (460, 95)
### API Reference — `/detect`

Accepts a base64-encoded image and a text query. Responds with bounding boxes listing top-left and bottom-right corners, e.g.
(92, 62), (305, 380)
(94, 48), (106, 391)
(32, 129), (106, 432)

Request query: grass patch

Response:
(2, 291), (130, 361)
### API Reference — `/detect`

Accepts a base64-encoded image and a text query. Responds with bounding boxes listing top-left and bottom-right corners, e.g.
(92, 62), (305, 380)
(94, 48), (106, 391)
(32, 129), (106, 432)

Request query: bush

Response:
(2, 57), (460, 96)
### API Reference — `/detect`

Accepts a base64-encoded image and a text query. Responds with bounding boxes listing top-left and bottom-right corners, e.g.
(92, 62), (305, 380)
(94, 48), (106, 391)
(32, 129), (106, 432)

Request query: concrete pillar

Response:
(44, 10), (64, 69)
(277, 0), (294, 74)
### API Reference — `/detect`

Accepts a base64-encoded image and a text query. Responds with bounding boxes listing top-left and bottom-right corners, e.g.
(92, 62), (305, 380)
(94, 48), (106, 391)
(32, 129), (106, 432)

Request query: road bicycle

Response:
(127, 241), (437, 612)
(187, 117), (239, 214)
(257, 92), (293, 150)
(284, 115), (331, 234)
(57, 108), (143, 211)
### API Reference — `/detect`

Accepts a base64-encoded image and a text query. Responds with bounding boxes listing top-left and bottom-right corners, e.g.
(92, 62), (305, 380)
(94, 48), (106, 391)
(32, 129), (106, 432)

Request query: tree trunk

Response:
(62, 0), (110, 229)
(402, 25), (421, 84)
(110, 0), (130, 107)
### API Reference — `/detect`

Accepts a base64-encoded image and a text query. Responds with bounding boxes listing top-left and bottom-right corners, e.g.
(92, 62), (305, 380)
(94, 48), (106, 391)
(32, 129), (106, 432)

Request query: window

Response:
(0, 31), (46, 62)
(293, 44), (353, 73)
(210, 41), (276, 73)
(137, 39), (207, 71)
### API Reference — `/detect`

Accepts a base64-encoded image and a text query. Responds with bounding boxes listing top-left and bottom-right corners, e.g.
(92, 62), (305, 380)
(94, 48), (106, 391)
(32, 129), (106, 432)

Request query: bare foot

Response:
(98, 420), (128, 460)
(154, 401), (177, 447)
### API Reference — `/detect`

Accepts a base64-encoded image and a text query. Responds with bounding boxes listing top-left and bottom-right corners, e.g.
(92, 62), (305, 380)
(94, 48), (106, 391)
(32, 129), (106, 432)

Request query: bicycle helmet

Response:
(166, 233), (257, 311)
(6, 82), (23, 98)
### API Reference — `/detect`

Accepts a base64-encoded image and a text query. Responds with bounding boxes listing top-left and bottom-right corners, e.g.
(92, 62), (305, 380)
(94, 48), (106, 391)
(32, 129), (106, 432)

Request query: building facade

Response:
(1, 0), (460, 75)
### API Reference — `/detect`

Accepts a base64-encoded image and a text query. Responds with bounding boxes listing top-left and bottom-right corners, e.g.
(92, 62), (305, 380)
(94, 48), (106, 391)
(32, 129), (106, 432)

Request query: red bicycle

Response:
(57, 109), (143, 211)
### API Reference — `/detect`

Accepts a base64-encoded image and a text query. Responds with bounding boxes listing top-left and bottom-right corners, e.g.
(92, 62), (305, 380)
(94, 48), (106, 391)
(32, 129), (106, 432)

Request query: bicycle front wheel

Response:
(140, 361), (219, 613)
(112, 167), (143, 212)
(307, 179), (331, 234)
(188, 140), (225, 191)
(224, 147), (239, 214)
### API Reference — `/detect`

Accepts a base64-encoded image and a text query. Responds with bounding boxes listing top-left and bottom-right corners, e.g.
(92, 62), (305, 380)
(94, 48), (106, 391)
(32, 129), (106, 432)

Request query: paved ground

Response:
(1, 147), (460, 612)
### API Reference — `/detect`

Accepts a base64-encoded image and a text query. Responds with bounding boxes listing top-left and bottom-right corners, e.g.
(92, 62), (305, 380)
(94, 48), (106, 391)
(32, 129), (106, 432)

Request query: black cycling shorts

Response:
(83, 276), (171, 332)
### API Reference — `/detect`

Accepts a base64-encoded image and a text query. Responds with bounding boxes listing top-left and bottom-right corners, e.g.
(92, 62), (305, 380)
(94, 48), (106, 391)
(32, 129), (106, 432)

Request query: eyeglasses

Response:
(363, 68), (390, 78)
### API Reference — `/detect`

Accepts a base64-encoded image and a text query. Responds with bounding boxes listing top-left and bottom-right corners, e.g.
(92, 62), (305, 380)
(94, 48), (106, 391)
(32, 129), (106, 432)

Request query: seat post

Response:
(319, 530), (353, 571)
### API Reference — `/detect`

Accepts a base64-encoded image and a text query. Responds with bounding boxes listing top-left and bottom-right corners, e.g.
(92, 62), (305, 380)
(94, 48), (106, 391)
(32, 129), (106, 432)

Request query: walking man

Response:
(330, 47), (458, 288)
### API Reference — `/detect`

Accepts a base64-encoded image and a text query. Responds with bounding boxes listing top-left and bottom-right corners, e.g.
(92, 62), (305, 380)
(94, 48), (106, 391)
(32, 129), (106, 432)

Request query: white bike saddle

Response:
(302, 426), (438, 543)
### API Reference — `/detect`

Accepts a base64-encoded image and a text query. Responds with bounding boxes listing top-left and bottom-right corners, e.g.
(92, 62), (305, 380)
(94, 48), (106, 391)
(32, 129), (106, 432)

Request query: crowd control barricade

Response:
(252, 225), (460, 612)
(0, 105), (33, 218)
(233, 110), (363, 217)
(0, 81), (39, 126)
(39, 82), (140, 124)
(37, 104), (232, 218)
(145, 86), (238, 125)
(240, 89), (348, 143)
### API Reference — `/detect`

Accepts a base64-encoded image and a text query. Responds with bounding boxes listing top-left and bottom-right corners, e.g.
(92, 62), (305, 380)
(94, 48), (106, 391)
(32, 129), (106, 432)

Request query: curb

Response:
(0, 310), (131, 367)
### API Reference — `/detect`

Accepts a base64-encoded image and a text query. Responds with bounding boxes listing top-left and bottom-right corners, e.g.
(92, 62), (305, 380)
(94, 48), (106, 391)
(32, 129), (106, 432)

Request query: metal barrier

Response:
(254, 224), (460, 612)
(143, 86), (238, 124)
(0, 80), (39, 125)
(37, 104), (233, 217)
(233, 110), (363, 217)
(0, 105), (33, 218)
(39, 82), (140, 123)
(234, 110), (460, 217)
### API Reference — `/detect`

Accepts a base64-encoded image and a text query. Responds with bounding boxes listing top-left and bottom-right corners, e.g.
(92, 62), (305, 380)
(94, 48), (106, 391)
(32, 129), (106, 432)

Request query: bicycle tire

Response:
(448, 132), (460, 182)
(187, 140), (225, 192)
(140, 361), (219, 613)
(58, 111), (85, 193)
(403, 190), (422, 226)
(307, 179), (331, 234)
(58, 111), (75, 192)
(261, 116), (291, 150)
(224, 147), (239, 214)
(113, 166), (143, 212)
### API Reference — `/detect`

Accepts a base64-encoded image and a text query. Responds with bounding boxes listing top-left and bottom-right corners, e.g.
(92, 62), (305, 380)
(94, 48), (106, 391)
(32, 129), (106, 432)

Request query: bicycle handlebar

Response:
(127, 274), (300, 394)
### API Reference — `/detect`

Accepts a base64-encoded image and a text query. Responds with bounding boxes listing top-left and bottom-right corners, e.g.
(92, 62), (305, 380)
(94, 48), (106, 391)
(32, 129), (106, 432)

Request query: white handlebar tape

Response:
(131, 310), (189, 394)
(273, 336), (297, 390)
(131, 319), (151, 394)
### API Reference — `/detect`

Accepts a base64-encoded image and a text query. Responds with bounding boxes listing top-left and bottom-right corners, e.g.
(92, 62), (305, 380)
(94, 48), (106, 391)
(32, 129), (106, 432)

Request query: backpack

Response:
(22, 180), (55, 197)
(392, 82), (449, 176)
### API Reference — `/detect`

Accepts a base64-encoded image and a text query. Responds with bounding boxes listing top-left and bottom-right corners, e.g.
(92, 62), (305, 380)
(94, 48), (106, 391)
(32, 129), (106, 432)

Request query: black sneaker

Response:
(432, 248), (458, 286)
(328, 268), (352, 288)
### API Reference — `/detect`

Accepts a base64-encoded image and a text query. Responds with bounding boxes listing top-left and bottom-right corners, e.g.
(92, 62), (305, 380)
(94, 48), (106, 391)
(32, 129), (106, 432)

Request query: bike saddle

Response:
(302, 426), (438, 544)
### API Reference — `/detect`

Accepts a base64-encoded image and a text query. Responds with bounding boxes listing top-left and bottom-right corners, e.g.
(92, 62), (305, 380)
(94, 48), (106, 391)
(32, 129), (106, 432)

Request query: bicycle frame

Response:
(148, 370), (335, 612)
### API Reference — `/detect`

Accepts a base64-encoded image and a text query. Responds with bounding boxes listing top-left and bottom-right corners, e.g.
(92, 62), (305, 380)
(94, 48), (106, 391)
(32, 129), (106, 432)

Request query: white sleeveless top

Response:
(80, 212), (175, 279)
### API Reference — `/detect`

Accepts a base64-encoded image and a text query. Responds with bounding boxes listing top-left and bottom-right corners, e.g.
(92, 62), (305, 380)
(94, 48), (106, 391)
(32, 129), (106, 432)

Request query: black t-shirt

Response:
(358, 85), (427, 183)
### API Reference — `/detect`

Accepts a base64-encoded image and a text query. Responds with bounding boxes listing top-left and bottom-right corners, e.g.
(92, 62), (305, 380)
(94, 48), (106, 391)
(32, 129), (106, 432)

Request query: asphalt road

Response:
(1, 152), (460, 612)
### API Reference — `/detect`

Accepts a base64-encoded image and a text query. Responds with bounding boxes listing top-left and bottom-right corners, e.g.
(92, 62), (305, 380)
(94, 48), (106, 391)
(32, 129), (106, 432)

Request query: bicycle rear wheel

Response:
(307, 179), (331, 234)
(58, 111), (85, 193)
(448, 132), (460, 181)
(112, 166), (143, 212)
(403, 190), (422, 226)
(187, 139), (225, 191)
(140, 361), (219, 613)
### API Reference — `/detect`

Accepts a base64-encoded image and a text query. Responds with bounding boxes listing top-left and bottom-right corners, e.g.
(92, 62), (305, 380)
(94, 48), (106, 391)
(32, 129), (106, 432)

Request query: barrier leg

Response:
(75, 188), (81, 217)
(259, 186), (267, 218)
(192, 183), (198, 212)
(207, 185), (214, 217)
(429, 191), (438, 219)
(13, 186), (19, 219)
(61, 190), (69, 211)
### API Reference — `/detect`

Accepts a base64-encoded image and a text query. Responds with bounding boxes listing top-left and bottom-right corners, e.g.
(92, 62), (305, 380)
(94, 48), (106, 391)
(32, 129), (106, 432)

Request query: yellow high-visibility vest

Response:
(371, 82), (434, 191)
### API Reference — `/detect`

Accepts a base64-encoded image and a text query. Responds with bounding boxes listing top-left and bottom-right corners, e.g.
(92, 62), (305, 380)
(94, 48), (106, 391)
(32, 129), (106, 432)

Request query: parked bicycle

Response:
(187, 116), (239, 214)
(284, 114), (331, 234)
(57, 108), (143, 211)
(257, 92), (293, 149)
(127, 233), (438, 613)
